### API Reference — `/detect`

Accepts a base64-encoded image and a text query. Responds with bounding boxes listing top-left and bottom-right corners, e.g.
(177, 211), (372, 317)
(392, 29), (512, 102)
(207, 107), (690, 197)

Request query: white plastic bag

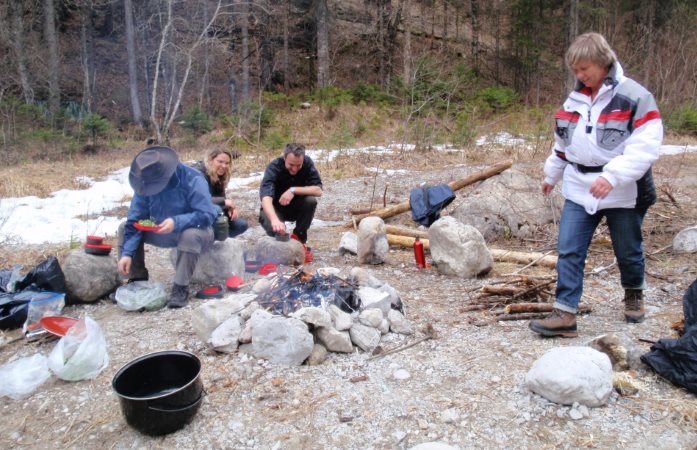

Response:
(48, 316), (109, 381)
(0, 354), (51, 399)
(114, 281), (167, 311)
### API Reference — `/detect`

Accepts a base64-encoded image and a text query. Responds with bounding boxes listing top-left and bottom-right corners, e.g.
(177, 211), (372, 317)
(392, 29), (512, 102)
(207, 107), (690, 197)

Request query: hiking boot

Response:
(167, 284), (189, 309)
(529, 308), (578, 338)
(623, 289), (645, 323)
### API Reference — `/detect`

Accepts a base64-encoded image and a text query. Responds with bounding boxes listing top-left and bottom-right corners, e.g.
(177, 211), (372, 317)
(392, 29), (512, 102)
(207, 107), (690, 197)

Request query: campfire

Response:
(256, 267), (360, 315)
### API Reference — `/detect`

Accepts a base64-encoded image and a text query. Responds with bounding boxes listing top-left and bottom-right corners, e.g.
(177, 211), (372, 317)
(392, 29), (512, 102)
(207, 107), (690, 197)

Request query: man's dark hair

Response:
(283, 143), (306, 158)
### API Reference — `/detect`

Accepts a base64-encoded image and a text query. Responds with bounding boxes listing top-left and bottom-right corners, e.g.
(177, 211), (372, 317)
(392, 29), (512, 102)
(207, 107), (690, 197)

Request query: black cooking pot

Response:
(112, 350), (204, 436)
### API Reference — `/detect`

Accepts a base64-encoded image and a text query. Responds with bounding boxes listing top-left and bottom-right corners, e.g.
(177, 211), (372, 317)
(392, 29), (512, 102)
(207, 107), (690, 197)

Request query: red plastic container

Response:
(413, 237), (425, 269)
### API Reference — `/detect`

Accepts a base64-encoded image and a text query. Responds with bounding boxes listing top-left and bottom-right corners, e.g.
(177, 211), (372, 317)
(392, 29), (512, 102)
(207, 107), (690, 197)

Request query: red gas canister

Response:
(413, 237), (426, 268)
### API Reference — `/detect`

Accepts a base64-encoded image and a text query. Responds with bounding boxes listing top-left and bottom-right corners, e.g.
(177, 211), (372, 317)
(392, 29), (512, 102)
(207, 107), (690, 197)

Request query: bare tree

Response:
(44, 0), (61, 115)
(316, 0), (330, 87)
(149, 0), (224, 143)
(566, 0), (578, 92)
(402, 0), (412, 84)
(80, 0), (96, 113)
(283, 0), (290, 91)
(124, 0), (143, 125)
(5, 2), (34, 103)
(469, 0), (480, 75)
(239, 0), (250, 102)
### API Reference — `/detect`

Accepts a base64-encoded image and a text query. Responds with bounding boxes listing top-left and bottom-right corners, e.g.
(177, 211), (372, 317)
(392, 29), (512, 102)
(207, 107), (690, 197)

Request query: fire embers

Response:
(256, 267), (360, 316)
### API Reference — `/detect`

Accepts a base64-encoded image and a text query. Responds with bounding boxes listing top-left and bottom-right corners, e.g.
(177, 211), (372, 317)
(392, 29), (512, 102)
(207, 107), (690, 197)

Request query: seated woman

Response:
(192, 149), (248, 237)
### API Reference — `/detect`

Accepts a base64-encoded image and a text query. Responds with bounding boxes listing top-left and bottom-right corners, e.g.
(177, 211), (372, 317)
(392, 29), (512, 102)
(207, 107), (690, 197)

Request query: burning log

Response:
(346, 160), (513, 227)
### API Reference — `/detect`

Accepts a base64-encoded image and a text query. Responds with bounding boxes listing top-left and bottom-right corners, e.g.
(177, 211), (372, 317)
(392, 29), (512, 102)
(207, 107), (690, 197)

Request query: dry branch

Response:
(503, 303), (591, 314)
(489, 249), (557, 268)
(346, 160), (513, 227)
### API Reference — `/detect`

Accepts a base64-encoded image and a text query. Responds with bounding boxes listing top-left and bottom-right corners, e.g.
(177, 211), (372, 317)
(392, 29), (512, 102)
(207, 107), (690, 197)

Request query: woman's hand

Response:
(225, 199), (239, 220)
(590, 176), (613, 199)
(541, 182), (555, 196)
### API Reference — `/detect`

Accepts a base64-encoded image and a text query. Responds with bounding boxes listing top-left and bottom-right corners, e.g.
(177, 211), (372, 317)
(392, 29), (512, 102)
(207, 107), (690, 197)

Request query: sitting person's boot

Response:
(168, 283), (189, 309)
(528, 308), (578, 338)
(623, 289), (645, 323)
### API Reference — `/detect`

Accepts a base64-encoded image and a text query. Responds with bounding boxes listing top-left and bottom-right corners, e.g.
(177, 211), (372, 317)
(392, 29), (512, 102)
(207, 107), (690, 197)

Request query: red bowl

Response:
(84, 243), (112, 256)
(40, 316), (79, 337)
(86, 235), (104, 245)
(195, 285), (224, 299)
(257, 263), (278, 276)
(225, 275), (244, 291)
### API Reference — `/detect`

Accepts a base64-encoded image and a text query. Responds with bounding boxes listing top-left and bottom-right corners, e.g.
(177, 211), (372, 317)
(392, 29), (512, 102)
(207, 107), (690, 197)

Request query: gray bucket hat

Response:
(129, 146), (179, 196)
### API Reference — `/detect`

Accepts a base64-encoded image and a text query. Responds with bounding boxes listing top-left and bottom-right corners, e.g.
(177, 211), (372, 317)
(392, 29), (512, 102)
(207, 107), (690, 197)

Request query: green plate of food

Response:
(134, 219), (162, 231)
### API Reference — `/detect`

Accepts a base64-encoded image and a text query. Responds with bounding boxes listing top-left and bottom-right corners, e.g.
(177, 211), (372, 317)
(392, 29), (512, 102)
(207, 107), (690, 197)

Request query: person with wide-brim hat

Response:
(117, 146), (218, 308)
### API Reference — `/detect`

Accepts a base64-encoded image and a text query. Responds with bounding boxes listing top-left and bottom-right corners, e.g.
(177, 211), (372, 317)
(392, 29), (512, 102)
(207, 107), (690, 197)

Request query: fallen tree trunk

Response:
(503, 303), (591, 314)
(386, 235), (557, 268)
(346, 160), (513, 227)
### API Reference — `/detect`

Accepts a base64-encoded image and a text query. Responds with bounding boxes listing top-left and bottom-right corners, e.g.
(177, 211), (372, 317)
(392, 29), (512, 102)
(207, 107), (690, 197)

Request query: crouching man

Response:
(259, 143), (323, 263)
(117, 146), (217, 308)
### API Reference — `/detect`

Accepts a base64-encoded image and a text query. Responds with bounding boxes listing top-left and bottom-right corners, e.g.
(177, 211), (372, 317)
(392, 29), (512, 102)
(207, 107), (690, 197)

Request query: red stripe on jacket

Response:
(597, 110), (632, 123)
(555, 110), (580, 122)
(634, 110), (661, 128)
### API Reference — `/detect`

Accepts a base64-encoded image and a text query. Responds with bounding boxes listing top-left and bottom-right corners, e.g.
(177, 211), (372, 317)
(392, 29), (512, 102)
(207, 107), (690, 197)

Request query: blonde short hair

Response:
(566, 32), (617, 68)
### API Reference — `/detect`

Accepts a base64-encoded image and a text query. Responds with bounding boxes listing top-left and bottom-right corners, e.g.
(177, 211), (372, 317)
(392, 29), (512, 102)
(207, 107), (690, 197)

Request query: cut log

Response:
(349, 206), (379, 215)
(385, 225), (428, 239)
(481, 286), (523, 296)
(504, 303), (591, 314)
(386, 235), (556, 269)
(489, 249), (557, 269)
(387, 234), (429, 250)
(346, 160), (513, 227)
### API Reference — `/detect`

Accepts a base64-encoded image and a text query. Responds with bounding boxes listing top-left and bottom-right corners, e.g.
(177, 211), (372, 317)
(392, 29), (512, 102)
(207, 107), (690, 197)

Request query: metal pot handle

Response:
(148, 390), (206, 413)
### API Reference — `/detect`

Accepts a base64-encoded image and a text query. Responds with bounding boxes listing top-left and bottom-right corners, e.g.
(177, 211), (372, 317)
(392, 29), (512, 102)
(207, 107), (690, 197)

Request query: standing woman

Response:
(194, 149), (249, 238)
(529, 32), (663, 338)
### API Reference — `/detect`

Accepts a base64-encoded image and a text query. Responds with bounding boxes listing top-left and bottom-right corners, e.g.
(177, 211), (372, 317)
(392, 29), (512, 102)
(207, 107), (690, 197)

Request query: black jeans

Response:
(259, 196), (317, 243)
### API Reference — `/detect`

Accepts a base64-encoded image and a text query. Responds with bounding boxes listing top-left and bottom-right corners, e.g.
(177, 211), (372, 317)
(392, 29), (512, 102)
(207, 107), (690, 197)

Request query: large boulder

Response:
(357, 216), (389, 265)
(62, 249), (120, 303)
(451, 169), (562, 240)
(170, 239), (245, 283)
(525, 346), (613, 407)
(254, 236), (305, 266)
(250, 316), (314, 366)
(428, 216), (493, 278)
(673, 225), (697, 253)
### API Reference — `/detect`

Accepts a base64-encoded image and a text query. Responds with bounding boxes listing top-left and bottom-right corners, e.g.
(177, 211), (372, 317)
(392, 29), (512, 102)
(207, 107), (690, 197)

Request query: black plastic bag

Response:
(641, 278), (697, 394)
(14, 257), (66, 294)
(0, 291), (33, 330)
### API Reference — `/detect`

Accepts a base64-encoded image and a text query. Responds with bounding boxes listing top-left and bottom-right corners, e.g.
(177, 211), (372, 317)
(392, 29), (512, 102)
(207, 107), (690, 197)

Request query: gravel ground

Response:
(1, 156), (696, 450)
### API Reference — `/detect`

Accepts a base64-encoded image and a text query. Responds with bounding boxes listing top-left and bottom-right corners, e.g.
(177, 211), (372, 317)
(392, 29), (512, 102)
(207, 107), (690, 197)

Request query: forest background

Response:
(1, 0), (697, 174)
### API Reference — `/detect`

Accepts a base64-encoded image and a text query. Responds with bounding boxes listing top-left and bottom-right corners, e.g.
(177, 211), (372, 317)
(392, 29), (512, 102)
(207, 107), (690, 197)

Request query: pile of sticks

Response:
(462, 275), (591, 321)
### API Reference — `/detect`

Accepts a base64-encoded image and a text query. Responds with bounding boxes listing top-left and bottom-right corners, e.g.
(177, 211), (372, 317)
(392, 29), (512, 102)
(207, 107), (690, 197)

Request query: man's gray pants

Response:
(117, 223), (214, 286)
